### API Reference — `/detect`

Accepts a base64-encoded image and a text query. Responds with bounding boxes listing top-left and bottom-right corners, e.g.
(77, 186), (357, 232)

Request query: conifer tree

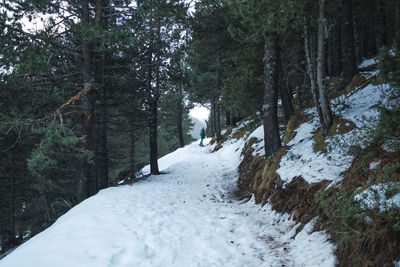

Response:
(188, 0), (231, 142)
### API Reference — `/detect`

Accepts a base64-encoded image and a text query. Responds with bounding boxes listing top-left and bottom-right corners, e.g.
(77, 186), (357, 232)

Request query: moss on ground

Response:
(256, 147), (288, 204)
(236, 112), (399, 266)
(214, 116), (262, 151)
(282, 108), (312, 145)
(316, 144), (400, 267)
(236, 137), (265, 200)
(213, 125), (234, 151)
(313, 116), (357, 153)
(232, 119), (262, 140)
(235, 60), (400, 266)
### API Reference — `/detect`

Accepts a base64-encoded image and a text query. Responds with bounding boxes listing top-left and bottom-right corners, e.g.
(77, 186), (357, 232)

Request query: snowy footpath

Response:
(0, 138), (336, 267)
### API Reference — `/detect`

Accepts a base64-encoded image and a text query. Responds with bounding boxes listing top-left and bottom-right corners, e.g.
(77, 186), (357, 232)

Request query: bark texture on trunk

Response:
(280, 82), (294, 123)
(97, 82), (108, 190)
(94, 0), (108, 191)
(1, 174), (18, 250)
(317, 0), (332, 134)
(263, 35), (281, 159)
(304, 24), (324, 126)
(396, 5), (400, 36)
(278, 50), (294, 122)
(177, 104), (184, 148)
(368, 21), (378, 56)
(146, 47), (160, 175)
(225, 110), (231, 126)
(129, 124), (136, 179)
(353, 13), (362, 64)
(331, 21), (343, 77)
(149, 100), (160, 175)
(341, 0), (358, 83)
(375, 0), (388, 48)
(210, 98), (216, 138)
(215, 55), (222, 142)
(10, 175), (16, 248)
(81, 0), (96, 197)
(296, 44), (307, 108)
(215, 101), (221, 142)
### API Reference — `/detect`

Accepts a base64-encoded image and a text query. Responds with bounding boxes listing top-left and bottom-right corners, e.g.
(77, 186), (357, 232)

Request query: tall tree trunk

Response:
(279, 82), (294, 123)
(94, 0), (108, 191)
(341, 0), (358, 83)
(327, 31), (333, 77)
(9, 175), (16, 248)
(82, 0), (90, 85)
(296, 43), (307, 108)
(364, 28), (373, 57)
(396, 5), (400, 36)
(263, 34), (281, 159)
(129, 124), (136, 179)
(146, 47), (159, 175)
(84, 95), (95, 196)
(215, 54), (222, 142)
(225, 110), (231, 126)
(376, 0), (388, 48)
(353, 11), (362, 64)
(149, 100), (160, 175)
(81, 0), (96, 197)
(304, 24), (324, 126)
(278, 49), (294, 122)
(210, 98), (216, 138)
(129, 67), (138, 179)
(317, 0), (333, 133)
(98, 80), (108, 189)
(215, 101), (221, 142)
(368, 20), (378, 56)
(94, 1), (108, 190)
(332, 20), (343, 76)
(177, 103), (184, 148)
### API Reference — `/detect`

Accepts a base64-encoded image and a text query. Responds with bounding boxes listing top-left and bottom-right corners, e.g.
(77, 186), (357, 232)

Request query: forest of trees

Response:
(1, 0), (399, 255)
(0, 0), (194, 251)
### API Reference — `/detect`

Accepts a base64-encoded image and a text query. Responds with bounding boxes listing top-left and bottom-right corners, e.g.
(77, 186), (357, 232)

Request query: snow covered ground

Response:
(237, 63), (386, 188)
(0, 137), (336, 267)
(244, 82), (384, 188)
(277, 72), (384, 187)
(355, 183), (400, 212)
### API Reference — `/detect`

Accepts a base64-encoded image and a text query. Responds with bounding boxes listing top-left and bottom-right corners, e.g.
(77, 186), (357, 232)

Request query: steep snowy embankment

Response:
(0, 136), (336, 267)
(245, 58), (388, 188)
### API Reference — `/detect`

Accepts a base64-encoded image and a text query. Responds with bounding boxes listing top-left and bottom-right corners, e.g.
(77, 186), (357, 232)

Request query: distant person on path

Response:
(200, 127), (206, 146)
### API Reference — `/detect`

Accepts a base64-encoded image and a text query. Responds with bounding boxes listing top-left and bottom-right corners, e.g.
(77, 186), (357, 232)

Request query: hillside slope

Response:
(0, 138), (336, 266)
(228, 57), (400, 266)
(2, 56), (398, 267)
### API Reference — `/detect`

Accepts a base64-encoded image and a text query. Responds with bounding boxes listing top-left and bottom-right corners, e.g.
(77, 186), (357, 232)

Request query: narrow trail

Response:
(0, 139), (335, 267)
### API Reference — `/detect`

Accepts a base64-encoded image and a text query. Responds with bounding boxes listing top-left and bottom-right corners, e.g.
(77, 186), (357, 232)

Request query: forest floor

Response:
(0, 137), (336, 267)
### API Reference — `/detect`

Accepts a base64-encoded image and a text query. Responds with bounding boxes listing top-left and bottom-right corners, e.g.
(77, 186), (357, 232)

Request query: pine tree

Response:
(188, 0), (231, 142)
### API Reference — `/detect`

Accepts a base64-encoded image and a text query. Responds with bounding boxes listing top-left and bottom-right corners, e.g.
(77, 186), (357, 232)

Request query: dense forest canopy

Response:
(0, 0), (195, 250)
(1, 0), (399, 260)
